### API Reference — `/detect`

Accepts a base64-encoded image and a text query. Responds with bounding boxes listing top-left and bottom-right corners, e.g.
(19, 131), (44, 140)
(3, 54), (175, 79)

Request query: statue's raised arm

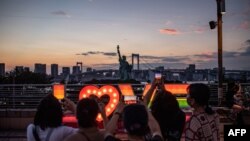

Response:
(117, 45), (122, 61)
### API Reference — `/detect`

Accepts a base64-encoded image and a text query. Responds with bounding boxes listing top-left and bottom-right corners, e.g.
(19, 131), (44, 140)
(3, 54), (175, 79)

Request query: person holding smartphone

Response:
(27, 94), (77, 141)
(144, 77), (186, 141)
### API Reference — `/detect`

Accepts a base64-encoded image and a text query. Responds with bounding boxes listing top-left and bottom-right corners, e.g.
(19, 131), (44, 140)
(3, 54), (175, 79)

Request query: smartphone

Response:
(155, 73), (162, 79)
(124, 96), (137, 104)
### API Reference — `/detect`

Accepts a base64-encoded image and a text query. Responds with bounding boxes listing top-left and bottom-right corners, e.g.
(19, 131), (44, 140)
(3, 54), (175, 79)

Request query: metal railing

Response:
(0, 83), (250, 109)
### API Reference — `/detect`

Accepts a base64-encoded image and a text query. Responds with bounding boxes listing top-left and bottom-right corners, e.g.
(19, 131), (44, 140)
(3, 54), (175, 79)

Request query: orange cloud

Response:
(239, 21), (250, 29)
(159, 28), (181, 35)
(194, 27), (207, 34)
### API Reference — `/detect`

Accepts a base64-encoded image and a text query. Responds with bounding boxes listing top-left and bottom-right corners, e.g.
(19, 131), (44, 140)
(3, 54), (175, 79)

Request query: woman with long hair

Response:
(27, 94), (76, 141)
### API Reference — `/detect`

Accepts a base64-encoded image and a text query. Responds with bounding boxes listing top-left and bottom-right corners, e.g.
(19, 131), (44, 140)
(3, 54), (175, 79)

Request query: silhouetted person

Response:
(64, 98), (106, 141)
(144, 78), (185, 141)
(27, 94), (76, 141)
(104, 103), (163, 141)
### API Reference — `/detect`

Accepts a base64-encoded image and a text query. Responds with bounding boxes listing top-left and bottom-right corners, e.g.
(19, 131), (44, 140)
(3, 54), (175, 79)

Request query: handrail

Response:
(1, 83), (250, 109)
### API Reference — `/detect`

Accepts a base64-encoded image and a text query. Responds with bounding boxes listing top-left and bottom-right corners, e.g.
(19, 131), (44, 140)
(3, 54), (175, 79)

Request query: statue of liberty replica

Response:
(117, 45), (132, 80)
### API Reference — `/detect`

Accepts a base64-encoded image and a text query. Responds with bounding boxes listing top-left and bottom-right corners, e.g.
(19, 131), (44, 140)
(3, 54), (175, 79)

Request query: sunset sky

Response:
(0, 0), (250, 73)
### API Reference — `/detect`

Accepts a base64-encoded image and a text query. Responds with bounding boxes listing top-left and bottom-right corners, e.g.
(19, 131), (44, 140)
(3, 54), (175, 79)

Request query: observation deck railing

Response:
(0, 83), (250, 109)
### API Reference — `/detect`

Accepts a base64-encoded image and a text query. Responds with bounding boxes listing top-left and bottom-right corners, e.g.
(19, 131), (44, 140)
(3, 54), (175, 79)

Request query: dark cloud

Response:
(223, 51), (239, 58)
(239, 40), (250, 56)
(77, 51), (117, 56)
(81, 53), (88, 56)
(88, 51), (102, 54)
(103, 52), (117, 56)
(92, 63), (118, 70)
(162, 57), (189, 63)
(140, 55), (164, 59)
(193, 53), (215, 59)
(51, 10), (70, 17)
(140, 55), (187, 63)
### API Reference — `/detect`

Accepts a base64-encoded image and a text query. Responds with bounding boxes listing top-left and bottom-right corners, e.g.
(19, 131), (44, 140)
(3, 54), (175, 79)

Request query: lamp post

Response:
(217, 0), (223, 106)
(210, 0), (225, 106)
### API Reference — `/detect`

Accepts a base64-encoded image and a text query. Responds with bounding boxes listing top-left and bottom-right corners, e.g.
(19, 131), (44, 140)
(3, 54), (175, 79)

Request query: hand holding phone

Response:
(61, 98), (76, 114)
(155, 73), (162, 79)
(124, 96), (137, 104)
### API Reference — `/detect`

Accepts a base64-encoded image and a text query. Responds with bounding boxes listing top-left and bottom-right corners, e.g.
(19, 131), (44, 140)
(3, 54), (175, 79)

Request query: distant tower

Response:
(76, 62), (83, 73)
(73, 66), (81, 74)
(62, 67), (70, 76)
(15, 66), (24, 73)
(132, 54), (140, 70)
(51, 64), (58, 77)
(185, 64), (196, 81)
(24, 67), (30, 72)
(34, 63), (46, 74)
(0, 63), (5, 76)
(188, 64), (196, 72)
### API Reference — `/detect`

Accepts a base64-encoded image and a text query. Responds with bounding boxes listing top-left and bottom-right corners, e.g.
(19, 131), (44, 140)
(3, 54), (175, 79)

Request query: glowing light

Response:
(98, 91), (102, 96)
(53, 84), (65, 100)
(109, 88), (113, 93)
(177, 98), (189, 108)
(79, 85), (120, 122)
(165, 84), (189, 95)
(98, 114), (102, 119)
(147, 89), (157, 108)
(118, 84), (134, 96)
(103, 89), (107, 93)
(143, 84), (189, 96)
(142, 84), (151, 97)
(107, 108), (111, 112)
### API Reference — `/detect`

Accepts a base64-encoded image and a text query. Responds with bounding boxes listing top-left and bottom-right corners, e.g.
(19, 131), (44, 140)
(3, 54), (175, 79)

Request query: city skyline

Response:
(1, 0), (250, 72)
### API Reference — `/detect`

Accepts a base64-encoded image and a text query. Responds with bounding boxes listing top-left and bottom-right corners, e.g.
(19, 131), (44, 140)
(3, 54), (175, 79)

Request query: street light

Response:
(210, 0), (226, 106)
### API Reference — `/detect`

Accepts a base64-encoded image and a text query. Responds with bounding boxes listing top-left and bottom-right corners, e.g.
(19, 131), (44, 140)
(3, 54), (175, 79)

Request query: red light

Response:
(118, 84), (135, 96)
(79, 85), (120, 121)
(53, 84), (65, 100)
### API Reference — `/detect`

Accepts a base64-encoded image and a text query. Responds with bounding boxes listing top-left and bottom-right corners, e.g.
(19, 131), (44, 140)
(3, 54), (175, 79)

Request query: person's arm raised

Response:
(98, 102), (109, 129)
(105, 102), (125, 134)
(62, 98), (76, 115)
(139, 101), (163, 140)
(143, 79), (158, 105)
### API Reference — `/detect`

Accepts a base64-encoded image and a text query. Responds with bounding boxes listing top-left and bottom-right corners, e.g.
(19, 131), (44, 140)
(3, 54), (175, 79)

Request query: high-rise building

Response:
(188, 64), (196, 72)
(51, 64), (58, 77)
(86, 67), (92, 72)
(62, 67), (70, 76)
(185, 64), (196, 81)
(24, 67), (30, 72)
(0, 63), (5, 76)
(72, 66), (80, 74)
(15, 66), (24, 73)
(34, 63), (46, 74)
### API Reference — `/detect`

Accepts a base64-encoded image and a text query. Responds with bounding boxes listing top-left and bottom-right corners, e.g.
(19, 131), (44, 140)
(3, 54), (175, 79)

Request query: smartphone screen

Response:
(124, 96), (137, 104)
(155, 73), (162, 79)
